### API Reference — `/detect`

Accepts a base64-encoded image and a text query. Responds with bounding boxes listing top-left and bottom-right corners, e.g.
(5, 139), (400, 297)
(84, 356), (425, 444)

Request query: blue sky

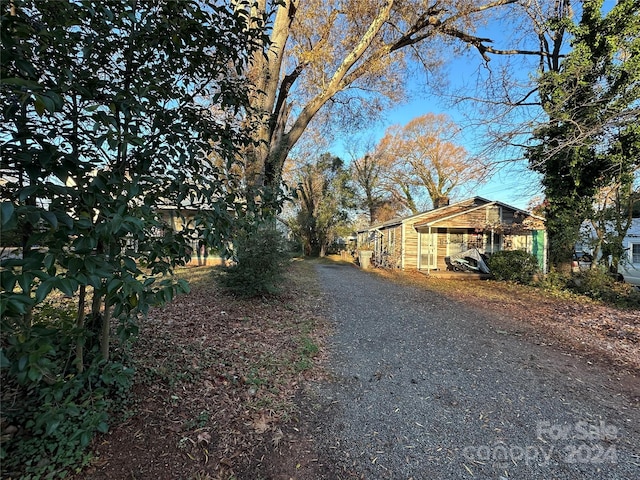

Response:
(330, 64), (542, 211)
(329, 1), (620, 212)
(327, 43), (543, 211)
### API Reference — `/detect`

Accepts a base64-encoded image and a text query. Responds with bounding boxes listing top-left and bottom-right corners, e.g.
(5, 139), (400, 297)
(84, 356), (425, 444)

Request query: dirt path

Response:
(287, 263), (640, 479)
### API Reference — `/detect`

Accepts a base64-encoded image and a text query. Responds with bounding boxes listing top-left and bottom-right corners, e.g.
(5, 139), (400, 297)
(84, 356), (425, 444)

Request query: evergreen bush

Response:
(219, 222), (289, 297)
(0, 304), (134, 479)
(488, 250), (540, 284)
(568, 269), (640, 308)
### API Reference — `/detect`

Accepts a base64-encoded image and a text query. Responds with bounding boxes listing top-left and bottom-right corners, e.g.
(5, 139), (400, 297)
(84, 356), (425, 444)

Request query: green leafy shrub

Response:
(1, 0), (266, 477)
(1, 361), (133, 479)
(0, 305), (134, 479)
(536, 268), (640, 308)
(536, 269), (577, 299)
(219, 221), (290, 297)
(488, 250), (540, 284)
(568, 268), (640, 308)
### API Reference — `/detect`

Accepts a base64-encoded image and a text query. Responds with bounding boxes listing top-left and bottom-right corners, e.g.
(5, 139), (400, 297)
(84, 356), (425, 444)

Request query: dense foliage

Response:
(488, 250), (540, 284)
(539, 269), (640, 309)
(288, 153), (355, 257)
(527, 0), (640, 270)
(219, 221), (290, 297)
(0, 0), (266, 476)
(569, 269), (640, 308)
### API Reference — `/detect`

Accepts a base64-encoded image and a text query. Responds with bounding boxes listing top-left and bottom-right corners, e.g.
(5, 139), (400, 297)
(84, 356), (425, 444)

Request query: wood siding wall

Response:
(402, 219), (424, 269)
(359, 201), (545, 271)
(435, 208), (493, 229)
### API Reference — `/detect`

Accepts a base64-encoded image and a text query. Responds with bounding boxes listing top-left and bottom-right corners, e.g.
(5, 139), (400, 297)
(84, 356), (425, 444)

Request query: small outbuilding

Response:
(357, 197), (546, 273)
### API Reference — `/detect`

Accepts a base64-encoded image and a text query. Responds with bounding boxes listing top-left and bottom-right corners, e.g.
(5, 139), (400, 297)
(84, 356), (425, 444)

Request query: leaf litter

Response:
(78, 260), (329, 480)
(78, 259), (639, 479)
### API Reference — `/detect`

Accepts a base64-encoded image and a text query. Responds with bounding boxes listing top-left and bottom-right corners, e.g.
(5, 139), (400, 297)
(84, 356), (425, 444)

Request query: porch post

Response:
(417, 231), (421, 270)
(427, 226), (432, 274)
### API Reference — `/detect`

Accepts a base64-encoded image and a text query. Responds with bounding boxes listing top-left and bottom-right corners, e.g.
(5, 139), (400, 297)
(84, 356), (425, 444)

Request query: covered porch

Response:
(415, 225), (546, 273)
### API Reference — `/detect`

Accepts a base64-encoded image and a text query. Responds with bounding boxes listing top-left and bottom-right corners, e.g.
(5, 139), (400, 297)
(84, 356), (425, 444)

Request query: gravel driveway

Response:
(306, 263), (640, 480)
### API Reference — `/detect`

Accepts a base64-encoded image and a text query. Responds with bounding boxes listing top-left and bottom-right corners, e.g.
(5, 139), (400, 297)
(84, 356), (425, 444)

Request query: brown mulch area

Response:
(79, 260), (329, 480)
(78, 259), (640, 480)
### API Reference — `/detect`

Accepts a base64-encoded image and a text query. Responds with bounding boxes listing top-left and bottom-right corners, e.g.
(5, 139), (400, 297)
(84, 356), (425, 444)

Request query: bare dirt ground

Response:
(77, 259), (639, 480)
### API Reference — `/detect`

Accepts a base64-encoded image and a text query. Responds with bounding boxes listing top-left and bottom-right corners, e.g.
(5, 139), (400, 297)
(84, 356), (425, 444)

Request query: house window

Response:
(448, 230), (467, 254)
(632, 244), (640, 264)
(486, 206), (501, 224)
(485, 232), (502, 253)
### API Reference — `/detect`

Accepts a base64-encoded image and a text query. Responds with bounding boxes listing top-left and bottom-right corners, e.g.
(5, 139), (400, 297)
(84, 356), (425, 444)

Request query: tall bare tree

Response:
(243, 0), (525, 192)
(375, 113), (488, 211)
(443, 0), (574, 155)
(350, 153), (404, 223)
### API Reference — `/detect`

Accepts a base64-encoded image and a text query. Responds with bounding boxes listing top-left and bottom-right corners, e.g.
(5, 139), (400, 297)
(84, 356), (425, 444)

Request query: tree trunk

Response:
(88, 286), (104, 355)
(100, 301), (112, 362)
(75, 285), (86, 373)
(254, 0), (394, 192)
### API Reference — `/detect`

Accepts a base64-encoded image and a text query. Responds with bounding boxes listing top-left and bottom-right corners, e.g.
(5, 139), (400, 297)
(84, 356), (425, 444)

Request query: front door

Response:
(419, 232), (437, 269)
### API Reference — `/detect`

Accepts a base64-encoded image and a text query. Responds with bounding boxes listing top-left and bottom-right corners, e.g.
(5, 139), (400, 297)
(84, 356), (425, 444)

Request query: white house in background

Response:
(617, 219), (640, 287)
(577, 218), (640, 287)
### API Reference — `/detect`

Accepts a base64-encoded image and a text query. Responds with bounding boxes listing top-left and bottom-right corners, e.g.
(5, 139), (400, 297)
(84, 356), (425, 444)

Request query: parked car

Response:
(617, 260), (640, 288)
(572, 251), (593, 272)
(604, 243), (640, 288)
(618, 232), (640, 288)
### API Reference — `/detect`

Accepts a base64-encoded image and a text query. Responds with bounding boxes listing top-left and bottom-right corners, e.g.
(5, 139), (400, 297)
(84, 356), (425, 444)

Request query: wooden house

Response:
(154, 204), (224, 266)
(357, 197), (546, 272)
